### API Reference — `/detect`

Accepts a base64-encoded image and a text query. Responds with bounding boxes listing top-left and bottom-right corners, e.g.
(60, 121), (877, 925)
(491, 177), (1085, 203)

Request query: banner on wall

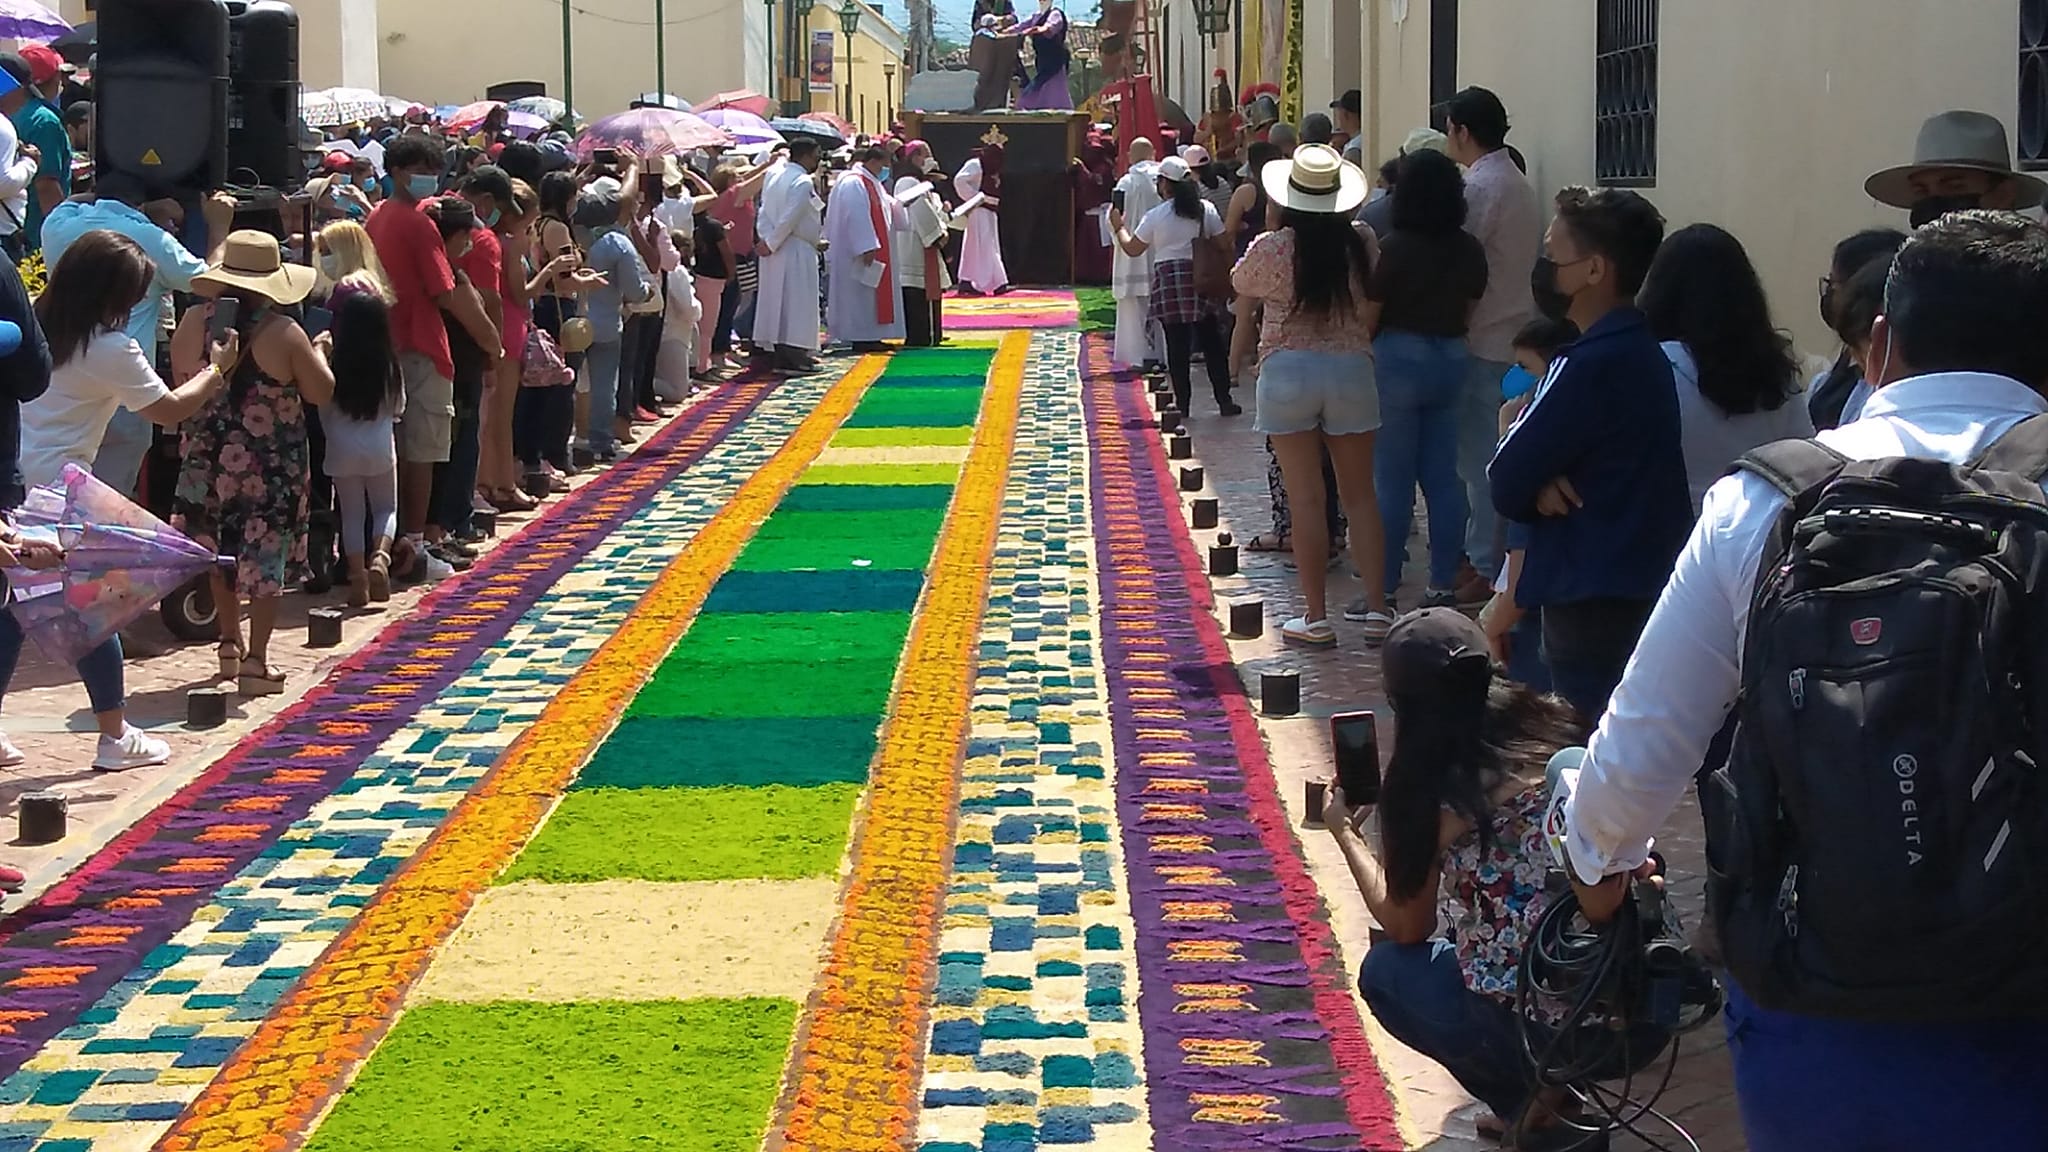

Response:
(810, 30), (836, 92)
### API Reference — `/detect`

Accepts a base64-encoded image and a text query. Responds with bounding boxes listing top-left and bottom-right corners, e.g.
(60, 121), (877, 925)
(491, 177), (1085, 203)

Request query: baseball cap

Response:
(1332, 89), (1362, 116)
(0, 54), (29, 93)
(1180, 144), (1213, 168)
(1156, 156), (1192, 183)
(1380, 608), (1493, 699)
(18, 45), (67, 87)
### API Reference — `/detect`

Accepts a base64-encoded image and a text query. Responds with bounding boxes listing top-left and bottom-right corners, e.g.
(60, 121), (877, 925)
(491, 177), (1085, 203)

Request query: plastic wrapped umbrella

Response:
(574, 108), (733, 159)
(0, 0), (69, 42)
(508, 96), (575, 126)
(771, 117), (844, 147)
(4, 465), (221, 664)
(696, 108), (783, 148)
(446, 100), (507, 135)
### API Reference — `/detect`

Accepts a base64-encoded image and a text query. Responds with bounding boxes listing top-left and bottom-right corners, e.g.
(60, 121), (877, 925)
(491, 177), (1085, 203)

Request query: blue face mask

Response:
(405, 173), (440, 200)
(1501, 364), (1540, 402)
(482, 207), (502, 229)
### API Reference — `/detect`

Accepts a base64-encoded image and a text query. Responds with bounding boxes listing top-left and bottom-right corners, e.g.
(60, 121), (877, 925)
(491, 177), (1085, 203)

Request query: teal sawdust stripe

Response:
(507, 346), (995, 883)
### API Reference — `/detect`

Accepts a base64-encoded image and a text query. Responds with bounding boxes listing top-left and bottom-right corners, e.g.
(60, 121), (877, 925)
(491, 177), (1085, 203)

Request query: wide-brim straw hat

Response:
(1263, 143), (1368, 215)
(192, 230), (317, 305)
(1865, 110), (2047, 210)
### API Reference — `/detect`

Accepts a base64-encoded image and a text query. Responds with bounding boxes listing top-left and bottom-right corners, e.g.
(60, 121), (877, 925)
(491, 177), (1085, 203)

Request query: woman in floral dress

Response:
(170, 231), (335, 697)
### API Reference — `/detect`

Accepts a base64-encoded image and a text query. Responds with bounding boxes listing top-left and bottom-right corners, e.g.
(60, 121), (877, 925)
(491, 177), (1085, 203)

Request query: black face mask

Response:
(1531, 257), (1572, 321)
(1909, 194), (1982, 228)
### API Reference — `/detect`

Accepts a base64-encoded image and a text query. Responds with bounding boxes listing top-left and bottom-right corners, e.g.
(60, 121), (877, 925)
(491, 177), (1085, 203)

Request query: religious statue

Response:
(1008, 0), (1074, 111)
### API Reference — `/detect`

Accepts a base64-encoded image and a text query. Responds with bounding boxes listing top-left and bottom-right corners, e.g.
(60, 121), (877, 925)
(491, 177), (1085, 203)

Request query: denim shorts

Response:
(1252, 349), (1380, 436)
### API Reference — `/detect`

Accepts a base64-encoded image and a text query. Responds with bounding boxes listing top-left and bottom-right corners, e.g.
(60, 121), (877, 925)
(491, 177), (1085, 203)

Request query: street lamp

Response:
(1192, 0), (1230, 45)
(780, 0), (819, 115)
(838, 0), (863, 126)
(883, 60), (897, 125)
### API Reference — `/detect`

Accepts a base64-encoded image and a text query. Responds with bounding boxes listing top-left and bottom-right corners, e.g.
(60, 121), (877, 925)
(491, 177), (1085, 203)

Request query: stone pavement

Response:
(1167, 376), (1746, 1152)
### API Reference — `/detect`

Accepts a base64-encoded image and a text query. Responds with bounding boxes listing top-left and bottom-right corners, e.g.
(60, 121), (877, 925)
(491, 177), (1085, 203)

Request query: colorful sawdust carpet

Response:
(943, 289), (1082, 331)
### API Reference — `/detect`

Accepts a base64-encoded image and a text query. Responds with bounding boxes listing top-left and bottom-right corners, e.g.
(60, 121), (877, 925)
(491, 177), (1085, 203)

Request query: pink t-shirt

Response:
(713, 187), (757, 258)
(1230, 227), (1376, 366)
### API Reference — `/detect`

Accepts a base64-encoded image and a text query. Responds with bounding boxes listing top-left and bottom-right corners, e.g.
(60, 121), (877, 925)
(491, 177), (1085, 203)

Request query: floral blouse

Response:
(1229, 227), (1377, 366)
(1438, 783), (1557, 1017)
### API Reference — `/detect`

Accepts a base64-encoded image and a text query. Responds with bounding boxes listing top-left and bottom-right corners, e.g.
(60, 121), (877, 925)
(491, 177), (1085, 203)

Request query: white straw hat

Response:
(1262, 143), (1368, 215)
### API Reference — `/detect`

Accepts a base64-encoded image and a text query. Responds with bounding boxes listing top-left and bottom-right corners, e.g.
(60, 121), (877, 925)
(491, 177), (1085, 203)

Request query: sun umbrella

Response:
(301, 86), (389, 128)
(508, 95), (573, 124)
(0, 0), (68, 42)
(632, 92), (692, 112)
(697, 107), (782, 148)
(504, 109), (550, 139)
(47, 17), (92, 64)
(698, 89), (774, 118)
(573, 107), (732, 159)
(5, 465), (221, 665)
(446, 100), (507, 134)
(799, 111), (858, 137)
(771, 117), (844, 147)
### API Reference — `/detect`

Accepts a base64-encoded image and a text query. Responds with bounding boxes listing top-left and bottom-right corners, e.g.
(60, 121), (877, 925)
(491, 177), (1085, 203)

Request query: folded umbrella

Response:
(5, 466), (221, 665)
(574, 108), (732, 160)
(47, 16), (91, 63)
(697, 108), (783, 148)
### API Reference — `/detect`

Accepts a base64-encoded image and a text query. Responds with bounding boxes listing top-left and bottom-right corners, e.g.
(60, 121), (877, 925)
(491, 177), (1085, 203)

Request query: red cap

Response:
(18, 45), (65, 86)
(322, 151), (355, 173)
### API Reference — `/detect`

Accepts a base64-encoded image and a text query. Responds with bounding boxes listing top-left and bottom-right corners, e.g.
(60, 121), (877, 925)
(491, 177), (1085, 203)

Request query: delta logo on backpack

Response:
(1706, 414), (2048, 1021)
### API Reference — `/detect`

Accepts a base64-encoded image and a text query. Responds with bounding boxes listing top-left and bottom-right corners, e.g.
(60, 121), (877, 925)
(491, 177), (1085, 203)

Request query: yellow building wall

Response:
(1371, 0), (2017, 357)
(54, 0), (380, 90)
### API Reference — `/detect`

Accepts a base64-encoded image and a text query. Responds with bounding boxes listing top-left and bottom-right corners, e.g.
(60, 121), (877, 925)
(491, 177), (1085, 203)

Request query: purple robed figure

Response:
(1011, 0), (1072, 110)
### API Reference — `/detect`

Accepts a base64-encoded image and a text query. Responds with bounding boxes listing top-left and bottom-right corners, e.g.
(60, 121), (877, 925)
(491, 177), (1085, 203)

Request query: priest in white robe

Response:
(954, 147), (1010, 295)
(894, 175), (952, 346)
(1111, 136), (1163, 368)
(825, 146), (908, 352)
(753, 138), (827, 372)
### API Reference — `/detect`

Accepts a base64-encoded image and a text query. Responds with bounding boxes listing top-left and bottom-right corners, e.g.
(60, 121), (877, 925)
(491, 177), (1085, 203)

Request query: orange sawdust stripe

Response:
(777, 331), (1027, 1152)
(152, 358), (890, 1152)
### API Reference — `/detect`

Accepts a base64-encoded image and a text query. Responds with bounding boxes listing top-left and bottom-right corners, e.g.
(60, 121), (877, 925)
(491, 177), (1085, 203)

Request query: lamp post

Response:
(883, 60), (897, 125)
(839, 0), (862, 127)
(1193, 0), (1230, 48)
(789, 0), (819, 115)
(561, 0), (574, 112)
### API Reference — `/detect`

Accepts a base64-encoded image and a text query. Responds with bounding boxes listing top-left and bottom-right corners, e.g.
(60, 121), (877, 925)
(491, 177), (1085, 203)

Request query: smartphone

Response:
(640, 172), (665, 203)
(208, 298), (240, 346)
(1111, 188), (1126, 213)
(301, 305), (332, 338)
(593, 148), (621, 169)
(1330, 711), (1381, 806)
(557, 243), (581, 271)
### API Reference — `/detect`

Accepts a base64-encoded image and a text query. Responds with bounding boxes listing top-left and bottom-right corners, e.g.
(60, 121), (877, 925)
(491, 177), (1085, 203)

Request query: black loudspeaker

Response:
(95, 0), (231, 200)
(224, 0), (300, 188)
(488, 81), (547, 102)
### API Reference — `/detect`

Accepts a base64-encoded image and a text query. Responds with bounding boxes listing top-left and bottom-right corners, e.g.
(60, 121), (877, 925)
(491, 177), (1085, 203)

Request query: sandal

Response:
(1245, 533), (1291, 553)
(238, 658), (287, 697)
(1281, 616), (1338, 648)
(1342, 600), (1398, 645)
(216, 641), (245, 680)
(488, 487), (539, 513)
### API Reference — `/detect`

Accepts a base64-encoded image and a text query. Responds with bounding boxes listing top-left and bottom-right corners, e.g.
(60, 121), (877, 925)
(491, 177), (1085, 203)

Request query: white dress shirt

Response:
(1563, 371), (2048, 883)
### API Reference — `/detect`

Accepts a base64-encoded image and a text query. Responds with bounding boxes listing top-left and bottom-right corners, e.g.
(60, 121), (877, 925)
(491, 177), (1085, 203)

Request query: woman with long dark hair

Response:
(1807, 227), (1907, 431)
(1638, 223), (1815, 511)
(529, 171), (586, 487)
(11, 229), (233, 771)
(1229, 144), (1387, 646)
(1109, 156), (1239, 417)
(1225, 140), (1281, 257)
(1365, 148), (1488, 616)
(319, 282), (404, 607)
(1323, 609), (1593, 1149)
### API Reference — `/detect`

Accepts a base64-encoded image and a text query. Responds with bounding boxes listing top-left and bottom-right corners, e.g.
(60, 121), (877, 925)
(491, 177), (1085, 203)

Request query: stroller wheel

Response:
(160, 576), (218, 642)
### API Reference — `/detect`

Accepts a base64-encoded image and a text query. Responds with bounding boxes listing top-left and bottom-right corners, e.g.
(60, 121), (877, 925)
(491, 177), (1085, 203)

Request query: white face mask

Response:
(318, 252), (341, 279)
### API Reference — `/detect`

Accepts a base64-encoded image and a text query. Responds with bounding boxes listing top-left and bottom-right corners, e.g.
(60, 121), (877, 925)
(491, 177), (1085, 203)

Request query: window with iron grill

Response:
(1428, 0), (1456, 132)
(2023, 0), (2048, 169)
(1596, 0), (1657, 187)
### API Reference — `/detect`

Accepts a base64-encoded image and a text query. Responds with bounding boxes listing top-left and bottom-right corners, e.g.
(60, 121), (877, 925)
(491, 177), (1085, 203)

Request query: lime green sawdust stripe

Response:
(502, 786), (863, 883)
(577, 716), (879, 790)
(662, 610), (912, 665)
(304, 999), (796, 1152)
(803, 462), (965, 486)
(831, 426), (976, 447)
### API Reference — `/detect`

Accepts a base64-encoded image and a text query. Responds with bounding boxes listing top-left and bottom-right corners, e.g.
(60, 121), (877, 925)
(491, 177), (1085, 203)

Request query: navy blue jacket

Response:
(0, 256), (48, 512)
(1488, 308), (1693, 608)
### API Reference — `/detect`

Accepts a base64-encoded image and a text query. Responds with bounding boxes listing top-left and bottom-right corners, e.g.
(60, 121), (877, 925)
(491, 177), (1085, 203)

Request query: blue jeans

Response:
(585, 339), (623, 455)
(1359, 939), (1532, 1123)
(0, 612), (125, 716)
(1724, 984), (2048, 1151)
(1540, 597), (1654, 720)
(1463, 354), (1510, 577)
(1374, 331), (1470, 593)
(430, 401), (481, 537)
(1506, 605), (1550, 692)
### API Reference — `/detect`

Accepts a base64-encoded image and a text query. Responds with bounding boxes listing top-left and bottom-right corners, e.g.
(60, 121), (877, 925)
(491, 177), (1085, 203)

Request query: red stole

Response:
(863, 174), (897, 325)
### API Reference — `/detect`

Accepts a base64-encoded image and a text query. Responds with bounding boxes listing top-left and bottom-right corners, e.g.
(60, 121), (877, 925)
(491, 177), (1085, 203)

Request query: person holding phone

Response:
(1322, 608), (1593, 1149)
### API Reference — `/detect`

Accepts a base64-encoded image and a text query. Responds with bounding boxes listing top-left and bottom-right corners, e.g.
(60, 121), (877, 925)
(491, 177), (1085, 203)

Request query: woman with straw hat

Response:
(1228, 142), (1391, 648)
(169, 230), (335, 698)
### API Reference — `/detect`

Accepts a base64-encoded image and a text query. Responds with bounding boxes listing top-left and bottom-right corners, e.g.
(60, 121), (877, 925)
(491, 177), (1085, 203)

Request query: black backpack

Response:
(1706, 414), (2048, 1021)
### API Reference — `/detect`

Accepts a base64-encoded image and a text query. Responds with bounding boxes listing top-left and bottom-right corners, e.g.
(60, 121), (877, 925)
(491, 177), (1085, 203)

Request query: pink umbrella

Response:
(572, 108), (733, 159)
(699, 89), (774, 118)
(696, 107), (784, 148)
(446, 100), (506, 134)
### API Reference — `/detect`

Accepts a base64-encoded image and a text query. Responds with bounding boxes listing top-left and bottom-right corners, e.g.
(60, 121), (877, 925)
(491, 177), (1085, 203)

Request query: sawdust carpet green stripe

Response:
(505, 346), (992, 884)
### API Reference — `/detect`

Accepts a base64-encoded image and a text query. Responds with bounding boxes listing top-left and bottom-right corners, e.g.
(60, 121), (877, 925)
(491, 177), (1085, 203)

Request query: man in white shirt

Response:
(1109, 136), (1161, 369)
(753, 138), (826, 375)
(1445, 87), (1541, 600)
(1561, 211), (2048, 1151)
(823, 145), (906, 353)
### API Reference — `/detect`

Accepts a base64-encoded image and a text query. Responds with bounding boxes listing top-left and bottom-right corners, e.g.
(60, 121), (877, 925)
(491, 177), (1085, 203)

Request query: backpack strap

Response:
(1732, 438), (1851, 501)
(1966, 412), (2048, 482)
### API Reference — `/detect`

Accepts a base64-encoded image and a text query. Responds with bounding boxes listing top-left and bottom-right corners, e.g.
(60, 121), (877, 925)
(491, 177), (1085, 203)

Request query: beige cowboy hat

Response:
(1864, 110), (2047, 210)
(1263, 143), (1369, 215)
(193, 230), (318, 304)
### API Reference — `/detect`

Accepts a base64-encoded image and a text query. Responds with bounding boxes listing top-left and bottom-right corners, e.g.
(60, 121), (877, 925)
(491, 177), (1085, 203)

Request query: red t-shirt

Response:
(461, 225), (502, 301)
(713, 187), (757, 258)
(365, 198), (457, 380)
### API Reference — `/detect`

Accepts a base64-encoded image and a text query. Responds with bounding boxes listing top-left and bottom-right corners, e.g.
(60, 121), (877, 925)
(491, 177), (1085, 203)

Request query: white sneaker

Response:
(93, 724), (171, 773)
(0, 732), (23, 768)
(421, 552), (456, 581)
